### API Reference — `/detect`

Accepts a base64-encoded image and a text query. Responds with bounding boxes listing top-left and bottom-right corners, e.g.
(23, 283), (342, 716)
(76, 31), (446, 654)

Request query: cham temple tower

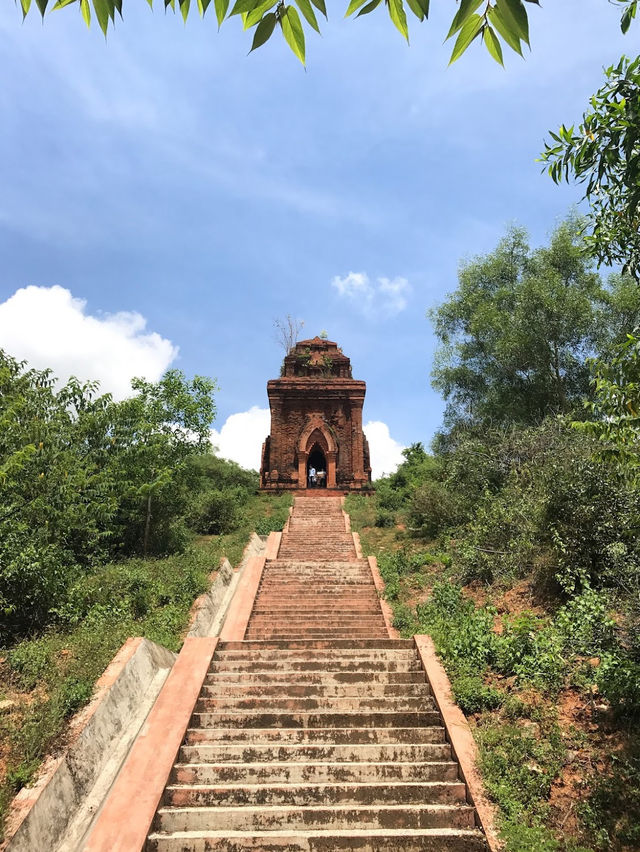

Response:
(260, 337), (372, 492)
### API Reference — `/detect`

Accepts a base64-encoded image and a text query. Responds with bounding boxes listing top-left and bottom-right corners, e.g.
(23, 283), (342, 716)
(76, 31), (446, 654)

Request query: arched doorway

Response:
(297, 420), (338, 489)
(307, 444), (327, 488)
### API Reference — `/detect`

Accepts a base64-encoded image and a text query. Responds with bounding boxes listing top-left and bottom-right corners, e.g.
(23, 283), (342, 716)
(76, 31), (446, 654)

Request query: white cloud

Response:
(210, 406), (405, 481)
(331, 271), (411, 319)
(0, 285), (177, 400)
(364, 420), (406, 480)
(210, 406), (270, 471)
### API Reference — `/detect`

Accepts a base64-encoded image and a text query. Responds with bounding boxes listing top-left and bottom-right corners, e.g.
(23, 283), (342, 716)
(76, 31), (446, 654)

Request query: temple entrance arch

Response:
(297, 422), (338, 489)
(307, 445), (327, 488)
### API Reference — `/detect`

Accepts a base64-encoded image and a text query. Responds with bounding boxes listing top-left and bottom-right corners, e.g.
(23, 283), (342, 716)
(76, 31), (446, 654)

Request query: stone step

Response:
(179, 742), (452, 764)
(209, 661), (423, 673)
(244, 624), (387, 630)
(245, 617), (386, 626)
(171, 760), (459, 785)
(152, 803), (477, 833)
(217, 640), (412, 651)
(204, 672), (427, 686)
(214, 648), (414, 659)
(182, 728), (448, 747)
(267, 561), (370, 568)
(256, 583), (373, 590)
(242, 636), (391, 643)
(199, 684), (431, 699)
(252, 603), (379, 609)
(194, 697), (436, 713)
(145, 827), (488, 852)
(189, 711), (443, 729)
(243, 633), (391, 640)
(163, 780), (467, 808)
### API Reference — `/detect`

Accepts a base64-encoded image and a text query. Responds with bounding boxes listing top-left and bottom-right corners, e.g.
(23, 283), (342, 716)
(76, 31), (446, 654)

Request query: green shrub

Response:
(452, 673), (504, 714)
(374, 508), (396, 528)
(579, 751), (640, 851)
(496, 613), (567, 694)
(477, 721), (565, 823)
(596, 653), (640, 719)
(554, 588), (616, 655)
(416, 581), (498, 674)
(408, 479), (462, 537)
(190, 487), (246, 535)
(391, 603), (416, 633)
(57, 677), (94, 717)
(545, 454), (640, 595)
(8, 636), (60, 691)
(378, 550), (438, 602)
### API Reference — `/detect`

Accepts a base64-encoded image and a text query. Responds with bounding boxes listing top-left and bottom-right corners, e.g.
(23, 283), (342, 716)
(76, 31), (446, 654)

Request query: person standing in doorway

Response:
(308, 466), (316, 487)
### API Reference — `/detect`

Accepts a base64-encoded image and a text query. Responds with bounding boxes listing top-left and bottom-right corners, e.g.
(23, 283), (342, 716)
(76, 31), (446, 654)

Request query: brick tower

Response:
(260, 337), (372, 491)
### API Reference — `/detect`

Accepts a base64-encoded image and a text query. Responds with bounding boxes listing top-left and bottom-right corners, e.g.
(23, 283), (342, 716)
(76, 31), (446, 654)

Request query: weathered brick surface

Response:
(260, 338), (372, 491)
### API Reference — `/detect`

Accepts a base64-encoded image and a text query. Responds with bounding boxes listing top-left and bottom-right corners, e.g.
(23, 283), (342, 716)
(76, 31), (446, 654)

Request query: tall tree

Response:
(0, 354), (217, 638)
(430, 219), (640, 430)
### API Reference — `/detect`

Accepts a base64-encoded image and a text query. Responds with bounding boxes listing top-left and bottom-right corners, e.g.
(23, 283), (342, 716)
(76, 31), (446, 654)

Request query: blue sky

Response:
(0, 1), (632, 474)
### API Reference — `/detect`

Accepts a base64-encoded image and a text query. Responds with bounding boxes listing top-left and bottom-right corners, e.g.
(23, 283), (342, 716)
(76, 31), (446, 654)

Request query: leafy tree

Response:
(541, 55), (640, 279)
(105, 370), (217, 554)
(0, 351), (217, 640)
(17, 0), (637, 67)
(429, 219), (640, 431)
(575, 330), (640, 477)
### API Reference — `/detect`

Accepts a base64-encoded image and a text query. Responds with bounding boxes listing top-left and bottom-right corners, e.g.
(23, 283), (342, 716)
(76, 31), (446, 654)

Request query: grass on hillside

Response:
(346, 491), (640, 852)
(0, 490), (292, 841)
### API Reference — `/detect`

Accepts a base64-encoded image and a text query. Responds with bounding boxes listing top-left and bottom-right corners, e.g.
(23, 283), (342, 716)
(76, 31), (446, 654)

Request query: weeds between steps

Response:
(345, 492), (640, 852)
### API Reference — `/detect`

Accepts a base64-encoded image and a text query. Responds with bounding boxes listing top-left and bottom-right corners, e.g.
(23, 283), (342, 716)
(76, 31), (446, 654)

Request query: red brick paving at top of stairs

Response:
(138, 495), (490, 851)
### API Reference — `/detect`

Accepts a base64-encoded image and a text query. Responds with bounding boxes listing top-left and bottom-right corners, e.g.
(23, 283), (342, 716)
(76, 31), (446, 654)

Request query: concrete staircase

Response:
(144, 497), (489, 851)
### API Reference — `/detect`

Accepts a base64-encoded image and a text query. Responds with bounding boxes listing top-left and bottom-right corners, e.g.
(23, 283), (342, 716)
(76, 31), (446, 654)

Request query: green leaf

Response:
(487, 4), (522, 56)
(280, 4), (305, 63)
(197, 0), (212, 16)
(387, 0), (408, 41)
(92, 0), (110, 33)
(405, 0), (424, 23)
(295, 0), (320, 31)
(214, 0), (228, 24)
(20, 0), (32, 20)
(344, 0), (369, 17)
(250, 10), (276, 49)
(448, 12), (482, 63)
(310, 0), (326, 16)
(621, 1), (637, 33)
(244, 0), (277, 27)
(35, 0), (49, 16)
(179, 0), (189, 21)
(483, 24), (503, 66)
(445, 0), (482, 40)
(80, 0), (91, 25)
(229, 0), (262, 17)
(51, 0), (76, 9)
(355, 0), (381, 16)
(498, 0), (529, 45)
